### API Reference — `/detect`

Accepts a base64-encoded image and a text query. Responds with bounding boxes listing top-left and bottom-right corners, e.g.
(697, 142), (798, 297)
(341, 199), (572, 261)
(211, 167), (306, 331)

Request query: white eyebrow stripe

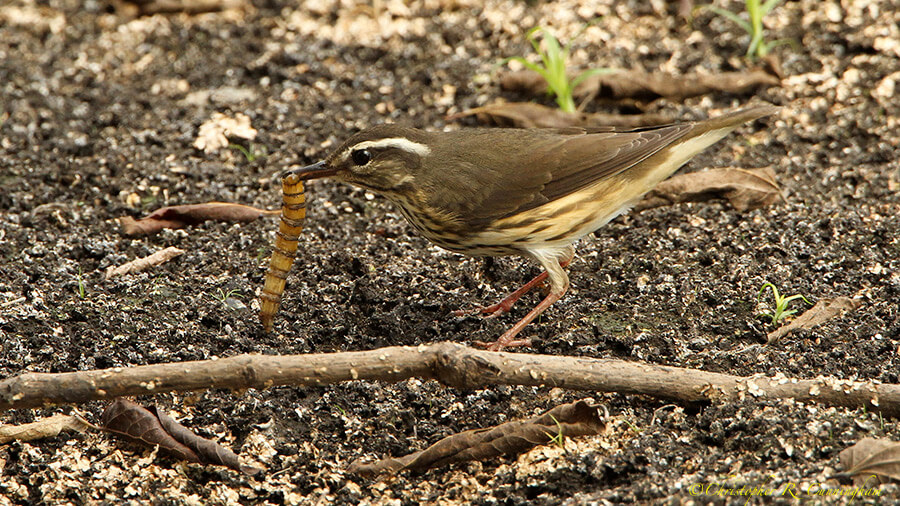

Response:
(346, 138), (431, 158)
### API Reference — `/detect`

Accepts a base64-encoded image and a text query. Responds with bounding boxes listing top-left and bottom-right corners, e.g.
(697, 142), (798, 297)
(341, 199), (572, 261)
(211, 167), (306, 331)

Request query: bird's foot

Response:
(473, 336), (532, 352)
(473, 288), (565, 351)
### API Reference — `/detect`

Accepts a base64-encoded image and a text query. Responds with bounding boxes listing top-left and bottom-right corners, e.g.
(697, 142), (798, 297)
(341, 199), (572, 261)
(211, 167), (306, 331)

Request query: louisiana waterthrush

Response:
(288, 105), (779, 350)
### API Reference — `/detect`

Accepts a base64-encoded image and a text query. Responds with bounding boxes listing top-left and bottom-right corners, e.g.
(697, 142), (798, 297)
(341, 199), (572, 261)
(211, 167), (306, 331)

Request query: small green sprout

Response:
(710, 0), (787, 59)
(503, 25), (613, 113)
(140, 194), (158, 208)
(757, 282), (811, 326)
(544, 414), (567, 450)
(148, 273), (165, 297)
(209, 288), (247, 310)
(77, 267), (86, 299)
(213, 288), (242, 302)
(229, 143), (267, 163)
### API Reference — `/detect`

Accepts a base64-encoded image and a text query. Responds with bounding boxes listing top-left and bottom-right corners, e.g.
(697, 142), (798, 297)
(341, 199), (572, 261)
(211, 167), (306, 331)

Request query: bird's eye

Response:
(351, 149), (372, 166)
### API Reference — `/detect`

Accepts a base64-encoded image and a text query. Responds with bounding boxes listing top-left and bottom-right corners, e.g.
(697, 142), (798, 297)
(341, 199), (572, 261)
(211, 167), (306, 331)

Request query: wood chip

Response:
(0, 414), (93, 444)
(105, 247), (186, 280)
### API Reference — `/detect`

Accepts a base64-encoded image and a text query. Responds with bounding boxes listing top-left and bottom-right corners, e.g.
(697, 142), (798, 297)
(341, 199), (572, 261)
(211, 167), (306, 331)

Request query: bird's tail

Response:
(635, 104), (781, 187)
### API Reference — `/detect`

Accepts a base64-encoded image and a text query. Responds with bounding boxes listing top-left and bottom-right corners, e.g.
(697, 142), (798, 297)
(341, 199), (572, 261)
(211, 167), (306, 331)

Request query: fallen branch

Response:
(2, 343), (897, 416)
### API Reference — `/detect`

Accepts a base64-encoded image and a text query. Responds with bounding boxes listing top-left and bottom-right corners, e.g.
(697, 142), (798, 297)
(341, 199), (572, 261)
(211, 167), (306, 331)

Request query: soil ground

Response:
(1, 0), (899, 504)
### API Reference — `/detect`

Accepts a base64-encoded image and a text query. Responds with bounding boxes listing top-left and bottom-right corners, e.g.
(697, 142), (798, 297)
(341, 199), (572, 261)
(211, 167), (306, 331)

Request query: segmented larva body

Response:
(259, 173), (305, 333)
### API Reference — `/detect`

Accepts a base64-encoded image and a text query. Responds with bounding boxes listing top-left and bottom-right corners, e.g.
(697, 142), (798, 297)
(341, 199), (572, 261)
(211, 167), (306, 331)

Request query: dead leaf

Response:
(766, 297), (862, 344)
(105, 246), (185, 280)
(634, 167), (782, 212)
(839, 438), (900, 485)
(0, 414), (93, 444)
(448, 102), (670, 128)
(102, 399), (262, 475)
(120, 0), (247, 16)
(348, 399), (605, 476)
(118, 202), (278, 236)
(500, 68), (780, 103)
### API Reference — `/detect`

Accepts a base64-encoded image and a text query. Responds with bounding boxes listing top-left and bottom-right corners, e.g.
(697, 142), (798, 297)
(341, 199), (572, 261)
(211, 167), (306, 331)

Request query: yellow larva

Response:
(259, 173), (305, 333)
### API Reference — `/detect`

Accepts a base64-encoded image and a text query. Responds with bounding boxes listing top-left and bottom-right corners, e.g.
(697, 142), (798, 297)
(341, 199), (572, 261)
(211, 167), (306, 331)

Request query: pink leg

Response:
(453, 270), (549, 318)
(455, 256), (572, 318)
(471, 246), (575, 351)
(473, 290), (564, 351)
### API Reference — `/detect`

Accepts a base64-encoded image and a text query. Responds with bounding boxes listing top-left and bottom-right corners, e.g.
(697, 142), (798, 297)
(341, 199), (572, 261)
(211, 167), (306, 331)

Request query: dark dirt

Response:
(1, 0), (899, 504)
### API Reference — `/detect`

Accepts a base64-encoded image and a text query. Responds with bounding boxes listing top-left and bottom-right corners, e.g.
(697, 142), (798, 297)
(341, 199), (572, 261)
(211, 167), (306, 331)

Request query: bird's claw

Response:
(472, 337), (532, 352)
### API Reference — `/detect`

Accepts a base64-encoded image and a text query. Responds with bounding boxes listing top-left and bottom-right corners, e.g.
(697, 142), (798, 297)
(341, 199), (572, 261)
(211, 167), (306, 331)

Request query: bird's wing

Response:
(427, 125), (692, 231)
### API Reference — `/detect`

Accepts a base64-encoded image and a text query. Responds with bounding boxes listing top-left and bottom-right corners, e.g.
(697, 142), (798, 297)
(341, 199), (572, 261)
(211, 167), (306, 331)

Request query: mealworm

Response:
(259, 173), (305, 333)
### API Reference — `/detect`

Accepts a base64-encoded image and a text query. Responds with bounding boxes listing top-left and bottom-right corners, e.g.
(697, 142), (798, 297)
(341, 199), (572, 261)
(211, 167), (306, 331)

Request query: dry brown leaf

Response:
(839, 438), (900, 485)
(102, 399), (262, 475)
(634, 167), (782, 212)
(500, 68), (780, 102)
(105, 246), (185, 280)
(119, 202), (278, 236)
(113, 0), (247, 16)
(0, 414), (93, 444)
(348, 399), (605, 476)
(448, 102), (669, 128)
(767, 297), (863, 344)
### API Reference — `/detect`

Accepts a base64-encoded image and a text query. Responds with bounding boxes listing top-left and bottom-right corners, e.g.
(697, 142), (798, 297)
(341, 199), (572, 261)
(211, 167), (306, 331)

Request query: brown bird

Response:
(289, 105), (779, 350)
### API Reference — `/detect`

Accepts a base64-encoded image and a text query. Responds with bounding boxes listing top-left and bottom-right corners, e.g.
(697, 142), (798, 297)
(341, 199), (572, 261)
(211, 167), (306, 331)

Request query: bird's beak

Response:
(283, 161), (337, 180)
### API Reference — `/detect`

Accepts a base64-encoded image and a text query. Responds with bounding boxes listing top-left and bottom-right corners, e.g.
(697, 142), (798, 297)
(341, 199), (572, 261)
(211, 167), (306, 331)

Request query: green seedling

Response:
(544, 414), (567, 450)
(623, 418), (642, 433)
(209, 288), (247, 310)
(710, 0), (787, 59)
(503, 25), (612, 113)
(77, 267), (86, 299)
(229, 143), (267, 163)
(140, 194), (158, 208)
(148, 273), (165, 297)
(213, 288), (242, 302)
(757, 282), (811, 326)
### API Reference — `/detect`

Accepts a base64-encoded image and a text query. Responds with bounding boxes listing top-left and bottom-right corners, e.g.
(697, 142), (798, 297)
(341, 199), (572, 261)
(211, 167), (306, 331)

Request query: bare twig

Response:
(1, 343), (897, 416)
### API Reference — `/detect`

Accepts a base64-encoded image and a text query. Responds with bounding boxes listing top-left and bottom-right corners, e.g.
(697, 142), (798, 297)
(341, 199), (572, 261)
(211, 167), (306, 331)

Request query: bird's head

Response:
(285, 125), (433, 197)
